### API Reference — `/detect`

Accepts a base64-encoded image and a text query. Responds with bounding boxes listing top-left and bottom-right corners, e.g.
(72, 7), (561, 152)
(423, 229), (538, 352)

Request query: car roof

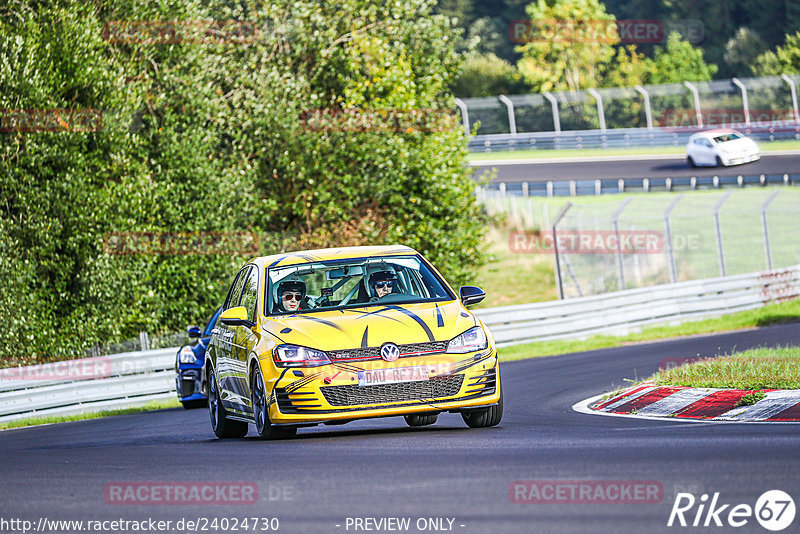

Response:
(692, 128), (740, 138)
(252, 245), (420, 269)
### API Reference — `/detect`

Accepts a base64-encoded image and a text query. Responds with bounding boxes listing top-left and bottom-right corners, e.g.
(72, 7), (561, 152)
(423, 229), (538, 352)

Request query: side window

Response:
(224, 266), (250, 311)
(240, 267), (259, 323)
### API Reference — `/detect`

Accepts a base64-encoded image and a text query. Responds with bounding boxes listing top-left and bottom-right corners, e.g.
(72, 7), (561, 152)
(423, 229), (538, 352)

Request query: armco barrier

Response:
(1, 265), (798, 423)
(474, 265), (800, 347)
(0, 347), (177, 423)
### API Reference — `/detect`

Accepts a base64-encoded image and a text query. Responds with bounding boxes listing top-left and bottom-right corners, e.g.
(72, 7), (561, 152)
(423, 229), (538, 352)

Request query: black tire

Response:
(251, 365), (297, 440)
(687, 156), (697, 168)
(404, 413), (439, 427)
(208, 367), (248, 438)
(181, 399), (207, 410)
(716, 155), (724, 167)
(461, 385), (503, 428)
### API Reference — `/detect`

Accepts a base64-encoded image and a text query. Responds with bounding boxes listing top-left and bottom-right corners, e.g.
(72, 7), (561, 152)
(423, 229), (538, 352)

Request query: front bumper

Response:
(176, 368), (206, 401)
(723, 152), (760, 166)
(264, 351), (500, 424)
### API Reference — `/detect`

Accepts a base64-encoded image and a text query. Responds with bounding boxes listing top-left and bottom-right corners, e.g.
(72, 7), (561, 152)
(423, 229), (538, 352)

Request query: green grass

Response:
(644, 346), (800, 390)
(474, 226), (557, 308)
(468, 139), (800, 161)
(499, 298), (800, 362)
(480, 188), (800, 298)
(0, 397), (182, 430)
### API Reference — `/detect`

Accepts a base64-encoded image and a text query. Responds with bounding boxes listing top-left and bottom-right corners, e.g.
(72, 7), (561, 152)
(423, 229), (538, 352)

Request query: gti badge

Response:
(380, 343), (400, 362)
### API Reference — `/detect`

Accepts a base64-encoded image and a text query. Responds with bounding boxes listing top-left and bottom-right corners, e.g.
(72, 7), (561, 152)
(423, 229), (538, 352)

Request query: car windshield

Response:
(712, 132), (742, 143)
(266, 255), (455, 315)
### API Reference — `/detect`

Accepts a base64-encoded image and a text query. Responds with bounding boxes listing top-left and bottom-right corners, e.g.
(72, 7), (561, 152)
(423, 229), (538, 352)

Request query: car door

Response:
(231, 265), (261, 415)
(216, 265), (250, 413)
(699, 138), (716, 164)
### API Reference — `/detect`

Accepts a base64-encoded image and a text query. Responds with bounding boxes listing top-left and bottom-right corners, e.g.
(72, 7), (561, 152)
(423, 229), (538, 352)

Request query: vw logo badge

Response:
(380, 343), (400, 362)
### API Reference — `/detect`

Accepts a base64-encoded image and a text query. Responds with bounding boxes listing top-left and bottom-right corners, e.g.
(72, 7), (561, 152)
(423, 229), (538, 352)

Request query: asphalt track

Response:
(2, 323), (800, 534)
(471, 152), (800, 183)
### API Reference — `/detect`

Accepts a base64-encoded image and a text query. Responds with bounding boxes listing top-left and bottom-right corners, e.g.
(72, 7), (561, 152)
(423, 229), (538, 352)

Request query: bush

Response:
(0, 0), (486, 366)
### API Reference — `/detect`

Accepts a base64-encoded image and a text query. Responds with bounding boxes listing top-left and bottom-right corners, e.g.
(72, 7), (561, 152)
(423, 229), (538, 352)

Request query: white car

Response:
(686, 129), (760, 167)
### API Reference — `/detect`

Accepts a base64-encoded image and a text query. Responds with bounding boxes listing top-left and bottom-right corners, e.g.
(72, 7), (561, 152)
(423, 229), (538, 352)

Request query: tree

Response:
(0, 0), (487, 365)
(645, 32), (717, 84)
(754, 31), (800, 75)
(451, 52), (528, 97)
(516, 0), (618, 92)
(724, 28), (768, 77)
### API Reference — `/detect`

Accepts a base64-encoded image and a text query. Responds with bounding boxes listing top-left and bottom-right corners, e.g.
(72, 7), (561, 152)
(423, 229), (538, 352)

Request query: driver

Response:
(274, 274), (306, 313)
(368, 270), (398, 301)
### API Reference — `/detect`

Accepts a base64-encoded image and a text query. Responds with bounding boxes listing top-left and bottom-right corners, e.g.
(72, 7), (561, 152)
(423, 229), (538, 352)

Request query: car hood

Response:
(261, 300), (478, 350)
(719, 138), (757, 152)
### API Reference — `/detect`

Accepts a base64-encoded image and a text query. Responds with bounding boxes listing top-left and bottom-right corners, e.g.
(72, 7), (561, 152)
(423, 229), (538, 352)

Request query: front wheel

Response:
(461, 386), (503, 428)
(208, 367), (248, 438)
(251, 365), (297, 440)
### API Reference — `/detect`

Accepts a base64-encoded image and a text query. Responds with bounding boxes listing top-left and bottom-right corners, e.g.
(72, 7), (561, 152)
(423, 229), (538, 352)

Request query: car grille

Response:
(329, 341), (447, 361)
(320, 374), (464, 406)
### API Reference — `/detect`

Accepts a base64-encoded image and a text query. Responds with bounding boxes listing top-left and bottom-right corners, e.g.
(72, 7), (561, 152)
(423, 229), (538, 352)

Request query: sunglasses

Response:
(374, 281), (394, 289)
(282, 292), (302, 301)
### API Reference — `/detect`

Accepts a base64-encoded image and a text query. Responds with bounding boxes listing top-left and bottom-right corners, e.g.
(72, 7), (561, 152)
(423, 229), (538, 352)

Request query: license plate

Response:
(358, 366), (430, 386)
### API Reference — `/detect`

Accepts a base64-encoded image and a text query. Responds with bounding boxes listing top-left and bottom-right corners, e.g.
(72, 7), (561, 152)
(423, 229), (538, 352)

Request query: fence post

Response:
(713, 191), (733, 276)
(731, 78), (750, 127)
(663, 194), (684, 284)
(683, 81), (703, 128)
(551, 202), (573, 300)
(139, 332), (150, 352)
(454, 98), (470, 136)
(761, 190), (780, 270)
(498, 95), (517, 135)
(635, 85), (653, 129)
(587, 89), (606, 132)
(543, 91), (561, 133)
(612, 198), (634, 291)
(781, 74), (800, 126)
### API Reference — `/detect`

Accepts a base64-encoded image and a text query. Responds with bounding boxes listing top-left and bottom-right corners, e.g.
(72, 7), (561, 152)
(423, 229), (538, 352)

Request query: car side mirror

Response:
(220, 306), (256, 328)
(459, 286), (485, 306)
(187, 325), (202, 339)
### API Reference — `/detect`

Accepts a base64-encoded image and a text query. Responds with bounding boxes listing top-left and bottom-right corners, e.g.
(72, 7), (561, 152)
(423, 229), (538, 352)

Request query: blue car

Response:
(175, 307), (222, 409)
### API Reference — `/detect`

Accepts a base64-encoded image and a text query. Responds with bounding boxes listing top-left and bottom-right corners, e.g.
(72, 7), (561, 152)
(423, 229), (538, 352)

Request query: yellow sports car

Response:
(205, 245), (502, 439)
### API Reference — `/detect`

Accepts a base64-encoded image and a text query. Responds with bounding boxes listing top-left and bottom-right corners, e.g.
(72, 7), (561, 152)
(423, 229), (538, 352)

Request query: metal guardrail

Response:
(480, 173), (800, 197)
(475, 265), (800, 347)
(459, 74), (800, 151)
(1, 266), (798, 422)
(0, 347), (177, 423)
(468, 124), (800, 152)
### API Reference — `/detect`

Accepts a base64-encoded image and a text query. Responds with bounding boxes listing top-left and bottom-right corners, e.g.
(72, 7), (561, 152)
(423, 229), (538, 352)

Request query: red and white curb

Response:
(574, 383), (800, 422)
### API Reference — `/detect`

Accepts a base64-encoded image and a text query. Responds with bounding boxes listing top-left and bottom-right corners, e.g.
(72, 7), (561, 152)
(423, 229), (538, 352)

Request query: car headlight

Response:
(273, 344), (331, 367)
(446, 326), (488, 354)
(179, 346), (197, 364)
